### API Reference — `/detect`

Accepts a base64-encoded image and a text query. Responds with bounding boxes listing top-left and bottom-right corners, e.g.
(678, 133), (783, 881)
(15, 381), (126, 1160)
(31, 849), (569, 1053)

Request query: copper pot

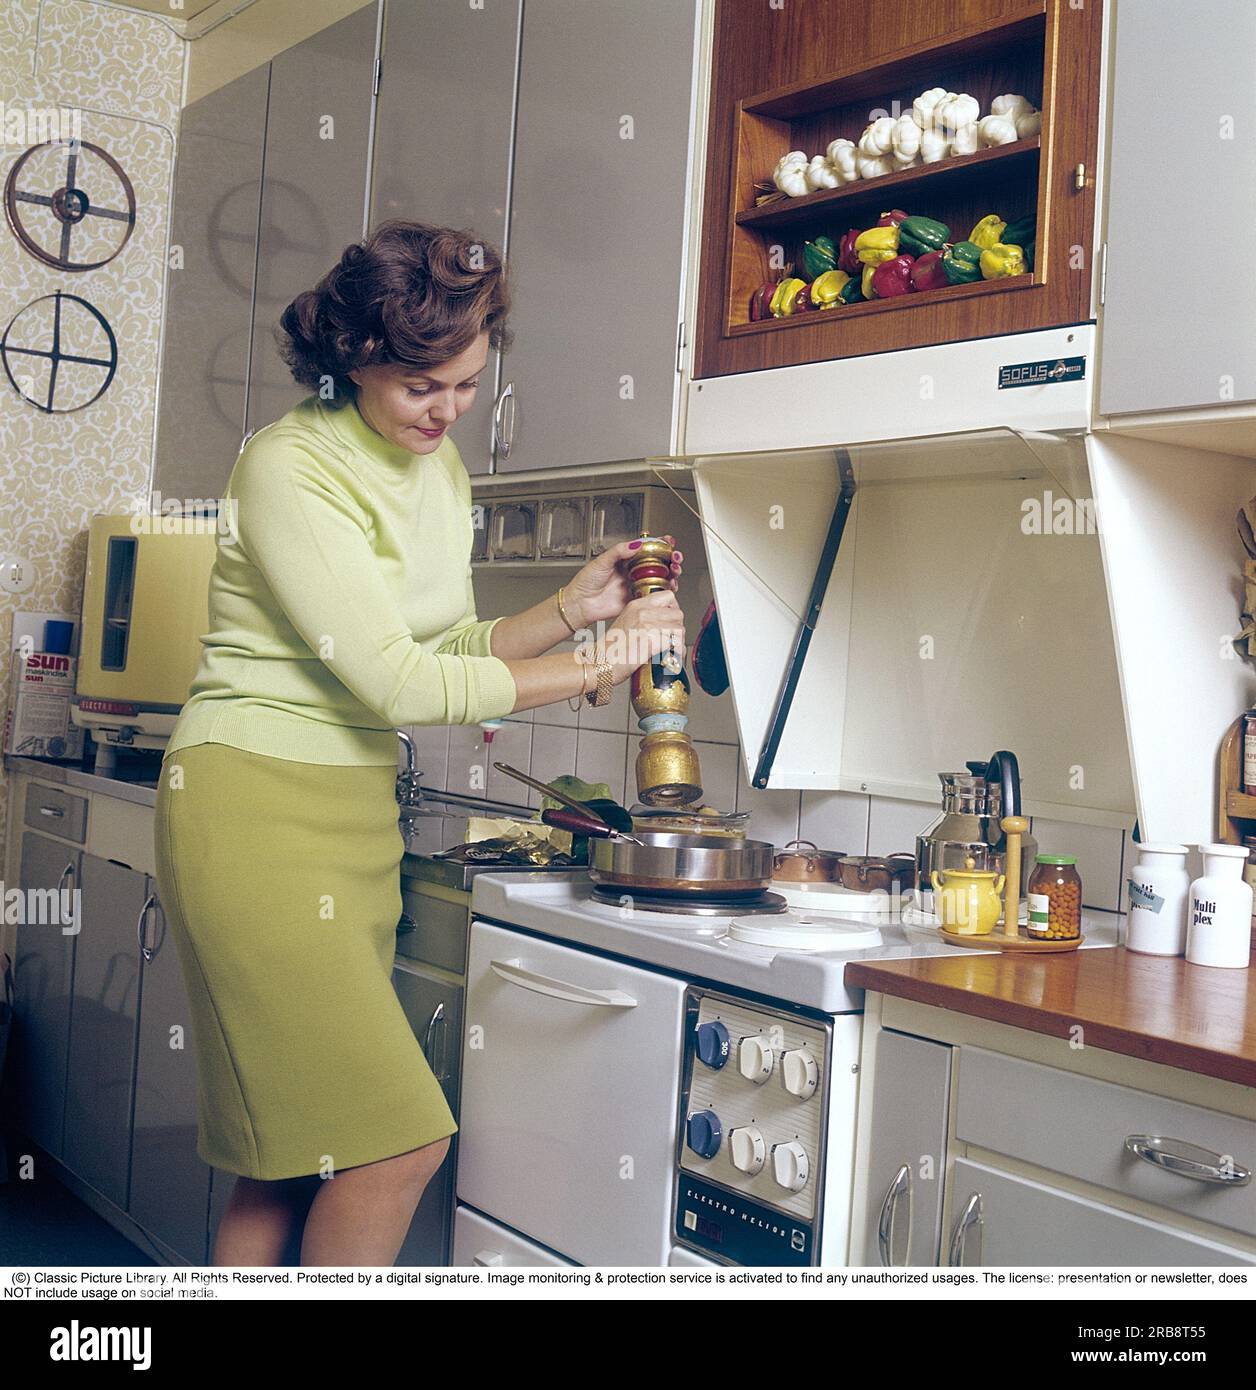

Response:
(838, 853), (916, 894)
(772, 839), (844, 883)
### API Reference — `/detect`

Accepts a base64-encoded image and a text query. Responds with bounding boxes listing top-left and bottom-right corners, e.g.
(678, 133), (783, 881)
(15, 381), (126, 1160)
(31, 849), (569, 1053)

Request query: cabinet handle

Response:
(946, 1192), (982, 1267)
(489, 957), (637, 1008)
(423, 1001), (447, 1083)
(493, 380), (515, 460)
(38, 805), (65, 819)
(877, 1164), (911, 1267)
(136, 893), (157, 963)
(1124, 1135), (1252, 1187)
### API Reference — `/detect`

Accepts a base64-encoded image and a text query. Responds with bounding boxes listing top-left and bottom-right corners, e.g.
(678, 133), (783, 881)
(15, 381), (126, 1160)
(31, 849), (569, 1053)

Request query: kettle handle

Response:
(985, 750), (1022, 818)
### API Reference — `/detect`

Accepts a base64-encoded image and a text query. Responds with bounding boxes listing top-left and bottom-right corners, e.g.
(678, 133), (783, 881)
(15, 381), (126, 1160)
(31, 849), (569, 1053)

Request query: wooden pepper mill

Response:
(625, 535), (703, 806)
(1001, 814), (1030, 939)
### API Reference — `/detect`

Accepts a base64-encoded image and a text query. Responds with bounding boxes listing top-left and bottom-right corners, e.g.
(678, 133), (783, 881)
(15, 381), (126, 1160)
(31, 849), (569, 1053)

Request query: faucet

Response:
(396, 730), (422, 841)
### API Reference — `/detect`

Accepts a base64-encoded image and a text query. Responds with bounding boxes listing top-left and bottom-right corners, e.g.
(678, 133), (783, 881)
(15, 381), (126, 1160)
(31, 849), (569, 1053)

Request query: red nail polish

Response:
(628, 540), (641, 549)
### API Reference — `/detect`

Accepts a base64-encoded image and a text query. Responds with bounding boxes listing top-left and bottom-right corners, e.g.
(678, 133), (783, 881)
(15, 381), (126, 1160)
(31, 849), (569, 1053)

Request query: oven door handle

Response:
(490, 958), (638, 1008)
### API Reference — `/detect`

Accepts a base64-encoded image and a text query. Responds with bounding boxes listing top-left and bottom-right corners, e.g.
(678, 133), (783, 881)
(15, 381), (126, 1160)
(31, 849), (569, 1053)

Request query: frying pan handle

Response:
(541, 807), (616, 840)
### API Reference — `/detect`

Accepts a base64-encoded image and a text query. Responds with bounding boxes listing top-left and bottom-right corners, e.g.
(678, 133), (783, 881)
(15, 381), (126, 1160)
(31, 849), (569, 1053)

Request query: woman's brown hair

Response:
(277, 220), (512, 402)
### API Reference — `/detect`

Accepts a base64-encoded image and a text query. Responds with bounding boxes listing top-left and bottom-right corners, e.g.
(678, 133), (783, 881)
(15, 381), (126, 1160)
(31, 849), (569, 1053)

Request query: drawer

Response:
(956, 1048), (1256, 1239)
(452, 1205), (574, 1268)
(395, 889), (468, 974)
(24, 783), (88, 843)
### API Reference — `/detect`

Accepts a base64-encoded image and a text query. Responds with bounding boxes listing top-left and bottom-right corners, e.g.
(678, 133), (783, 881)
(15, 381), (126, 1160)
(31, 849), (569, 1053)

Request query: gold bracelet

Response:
(584, 647), (614, 709)
(556, 586), (579, 635)
(567, 649), (594, 713)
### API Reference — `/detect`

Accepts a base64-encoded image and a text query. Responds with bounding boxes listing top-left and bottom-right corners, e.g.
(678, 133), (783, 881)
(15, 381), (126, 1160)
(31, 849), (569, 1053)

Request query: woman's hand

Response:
(562, 535), (683, 628)
(598, 590), (686, 683)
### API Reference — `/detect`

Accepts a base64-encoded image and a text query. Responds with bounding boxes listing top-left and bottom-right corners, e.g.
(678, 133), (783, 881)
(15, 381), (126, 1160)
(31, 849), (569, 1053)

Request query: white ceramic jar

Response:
(1186, 844), (1253, 969)
(1126, 843), (1191, 956)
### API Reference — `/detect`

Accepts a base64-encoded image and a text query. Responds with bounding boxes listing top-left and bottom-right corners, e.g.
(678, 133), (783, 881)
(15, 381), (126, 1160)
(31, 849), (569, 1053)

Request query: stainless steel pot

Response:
(590, 831), (775, 898)
(915, 753), (1038, 896)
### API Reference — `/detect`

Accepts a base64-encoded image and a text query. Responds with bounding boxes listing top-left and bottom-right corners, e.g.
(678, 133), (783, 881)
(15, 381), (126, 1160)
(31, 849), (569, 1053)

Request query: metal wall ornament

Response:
(1, 291), (119, 413)
(4, 139), (137, 271)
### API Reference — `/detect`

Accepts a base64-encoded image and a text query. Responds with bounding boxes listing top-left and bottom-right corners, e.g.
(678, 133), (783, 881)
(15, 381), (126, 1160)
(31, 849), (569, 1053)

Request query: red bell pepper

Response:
(838, 228), (862, 275)
(871, 253), (915, 297)
(877, 208), (909, 227)
(910, 250), (948, 293)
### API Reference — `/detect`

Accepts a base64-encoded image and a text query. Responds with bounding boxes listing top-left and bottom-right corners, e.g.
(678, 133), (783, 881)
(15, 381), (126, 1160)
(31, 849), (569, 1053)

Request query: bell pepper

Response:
(838, 228), (863, 274)
(1001, 214), (1036, 248)
(810, 268), (850, 308)
(854, 224), (900, 265)
(800, 235), (839, 280)
(910, 249), (949, 292)
(837, 274), (865, 304)
(877, 208), (909, 227)
(861, 263), (878, 299)
(748, 279), (778, 321)
(769, 276), (806, 317)
(1023, 239), (1036, 272)
(871, 254), (915, 298)
(979, 242), (1027, 279)
(898, 215), (950, 258)
(941, 239), (984, 285)
(968, 214), (1007, 249)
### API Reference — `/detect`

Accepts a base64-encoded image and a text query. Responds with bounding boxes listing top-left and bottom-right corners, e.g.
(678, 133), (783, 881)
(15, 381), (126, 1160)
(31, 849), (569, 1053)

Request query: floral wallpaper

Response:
(0, 0), (183, 850)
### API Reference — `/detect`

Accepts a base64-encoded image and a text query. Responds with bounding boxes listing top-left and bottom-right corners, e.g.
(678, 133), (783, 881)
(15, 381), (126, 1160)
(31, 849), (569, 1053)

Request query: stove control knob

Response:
(696, 1020), (731, 1070)
(738, 1035), (775, 1084)
(686, 1110), (723, 1160)
(782, 1047), (819, 1100)
(771, 1141), (810, 1193)
(729, 1126), (767, 1176)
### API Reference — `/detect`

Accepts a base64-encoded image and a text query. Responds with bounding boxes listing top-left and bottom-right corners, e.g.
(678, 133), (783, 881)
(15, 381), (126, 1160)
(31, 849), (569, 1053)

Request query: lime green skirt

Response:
(153, 742), (456, 1180)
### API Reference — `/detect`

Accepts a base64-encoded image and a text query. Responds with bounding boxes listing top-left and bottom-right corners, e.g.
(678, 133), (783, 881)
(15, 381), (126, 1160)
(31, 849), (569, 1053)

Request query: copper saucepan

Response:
(837, 853), (916, 894)
(772, 839), (845, 883)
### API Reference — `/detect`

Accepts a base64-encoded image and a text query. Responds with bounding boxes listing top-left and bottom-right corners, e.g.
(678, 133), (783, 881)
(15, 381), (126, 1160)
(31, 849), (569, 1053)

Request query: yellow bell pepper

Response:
(861, 263), (878, 299)
(968, 214), (1007, 249)
(810, 269), (850, 308)
(769, 276), (807, 317)
(854, 225), (900, 265)
(979, 242), (1027, 279)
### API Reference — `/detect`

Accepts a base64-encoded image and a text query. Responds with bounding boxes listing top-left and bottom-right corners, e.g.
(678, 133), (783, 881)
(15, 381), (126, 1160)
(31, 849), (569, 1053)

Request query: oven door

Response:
(458, 920), (687, 1266)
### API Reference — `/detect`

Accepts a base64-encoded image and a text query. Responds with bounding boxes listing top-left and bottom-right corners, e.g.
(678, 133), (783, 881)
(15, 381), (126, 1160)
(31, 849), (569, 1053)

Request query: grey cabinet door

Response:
(370, 0), (522, 476)
(245, 3), (381, 434)
(861, 1030), (951, 1266)
(947, 1159), (1256, 1267)
(12, 833), (80, 1160)
(496, 0), (697, 472)
(129, 888), (213, 1264)
(63, 854), (145, 1209)
(155, 65), (269, 503)
(1099, 2), (1256, 415)
(392, 961), (462, 1266)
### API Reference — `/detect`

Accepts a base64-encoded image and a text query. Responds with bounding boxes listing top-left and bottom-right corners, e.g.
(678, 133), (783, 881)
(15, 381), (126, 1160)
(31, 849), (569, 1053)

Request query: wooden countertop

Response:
(846, 947), (1256, 1088)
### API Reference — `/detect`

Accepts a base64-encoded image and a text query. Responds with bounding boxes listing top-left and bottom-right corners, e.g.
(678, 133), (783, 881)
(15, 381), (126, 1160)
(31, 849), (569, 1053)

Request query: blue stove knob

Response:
(686, 1109), (723, 1160)
(696, 1020), (731, 1069)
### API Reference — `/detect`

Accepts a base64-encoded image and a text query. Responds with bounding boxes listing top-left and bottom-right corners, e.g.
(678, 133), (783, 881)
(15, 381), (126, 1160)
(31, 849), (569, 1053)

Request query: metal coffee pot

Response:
(915, 751), (1037, 899)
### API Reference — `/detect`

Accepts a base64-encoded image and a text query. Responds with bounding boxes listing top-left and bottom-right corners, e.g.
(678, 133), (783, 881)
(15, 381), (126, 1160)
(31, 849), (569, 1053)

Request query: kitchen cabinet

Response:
(369, 0), (522, 475)
(946, 1159), (1256, 1266)
(61, 854), (145, 1210)
(129, 891), (214, 1264)
(495, 0), (699, 472)
(11, 832), (79, 1161)
(154, 65), (269, 503)
(1098, 1), (1256, 415)
(859, 1030), (951, 1266)
(694, 0), (1103, 378)
(245, 3), (381, 435)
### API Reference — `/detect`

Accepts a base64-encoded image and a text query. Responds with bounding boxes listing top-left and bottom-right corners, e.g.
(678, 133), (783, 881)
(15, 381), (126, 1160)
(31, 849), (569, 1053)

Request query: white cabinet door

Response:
(459, 920), (687, 1266)
(946, 1160), (1256, 1267)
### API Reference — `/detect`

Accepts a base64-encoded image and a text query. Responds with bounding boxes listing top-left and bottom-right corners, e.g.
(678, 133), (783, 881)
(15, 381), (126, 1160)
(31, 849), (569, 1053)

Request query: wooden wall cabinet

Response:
(694, 0), (1103, 378)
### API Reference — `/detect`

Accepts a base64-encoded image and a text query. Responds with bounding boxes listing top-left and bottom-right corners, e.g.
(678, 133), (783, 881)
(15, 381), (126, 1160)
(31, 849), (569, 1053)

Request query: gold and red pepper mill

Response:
(625, 535), (703, 807)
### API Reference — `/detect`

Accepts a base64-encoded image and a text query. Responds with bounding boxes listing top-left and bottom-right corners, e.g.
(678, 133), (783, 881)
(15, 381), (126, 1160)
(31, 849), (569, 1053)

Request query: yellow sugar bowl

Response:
(931, 857), (1006, 936)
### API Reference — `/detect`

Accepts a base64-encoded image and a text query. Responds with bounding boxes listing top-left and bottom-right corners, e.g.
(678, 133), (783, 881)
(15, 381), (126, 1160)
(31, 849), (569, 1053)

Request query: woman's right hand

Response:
(601, 590), (686, 683)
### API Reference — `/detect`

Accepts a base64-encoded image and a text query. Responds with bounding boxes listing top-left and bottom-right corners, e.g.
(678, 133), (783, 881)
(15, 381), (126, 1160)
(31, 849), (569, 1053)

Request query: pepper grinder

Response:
(625, 535), (703, 806)
(1000, 815), (1030, 939)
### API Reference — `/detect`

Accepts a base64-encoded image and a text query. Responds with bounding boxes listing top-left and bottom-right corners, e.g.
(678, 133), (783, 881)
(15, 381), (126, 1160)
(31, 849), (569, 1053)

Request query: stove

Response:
(589, 884), (787, 916)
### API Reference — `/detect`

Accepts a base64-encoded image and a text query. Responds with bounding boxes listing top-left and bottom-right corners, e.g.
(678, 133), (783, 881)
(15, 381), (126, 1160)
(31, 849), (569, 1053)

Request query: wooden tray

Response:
(937, 927), (1084, 953)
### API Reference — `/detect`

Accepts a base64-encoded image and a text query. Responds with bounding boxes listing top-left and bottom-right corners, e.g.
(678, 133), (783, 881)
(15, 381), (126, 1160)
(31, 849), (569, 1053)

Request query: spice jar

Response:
(1027, 855), (1082, 939)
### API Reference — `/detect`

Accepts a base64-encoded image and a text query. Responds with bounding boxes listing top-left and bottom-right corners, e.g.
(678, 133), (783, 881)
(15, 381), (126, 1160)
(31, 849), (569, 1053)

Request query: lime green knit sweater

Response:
(165, 396), (517, 766)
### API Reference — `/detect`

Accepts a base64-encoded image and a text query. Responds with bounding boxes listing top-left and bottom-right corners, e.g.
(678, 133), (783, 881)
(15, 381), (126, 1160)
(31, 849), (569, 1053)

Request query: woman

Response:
(154, 221), (685, 1267)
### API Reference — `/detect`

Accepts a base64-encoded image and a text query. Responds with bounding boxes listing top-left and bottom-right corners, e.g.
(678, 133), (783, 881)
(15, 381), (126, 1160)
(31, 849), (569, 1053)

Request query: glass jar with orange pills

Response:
(1026, 855), (1082, 939)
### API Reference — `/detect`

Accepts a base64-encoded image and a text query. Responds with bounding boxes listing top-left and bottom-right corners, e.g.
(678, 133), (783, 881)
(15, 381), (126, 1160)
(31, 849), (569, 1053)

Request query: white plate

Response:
(729, 911), (885, 952)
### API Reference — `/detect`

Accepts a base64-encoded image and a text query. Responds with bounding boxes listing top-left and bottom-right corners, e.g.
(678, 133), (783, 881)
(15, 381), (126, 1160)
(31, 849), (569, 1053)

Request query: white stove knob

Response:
(771, 1141), (810, 1193)
(782, 1047), (819, 1100)
(729, 1126), (767, 1176)
(738, 1034), (775, 1083)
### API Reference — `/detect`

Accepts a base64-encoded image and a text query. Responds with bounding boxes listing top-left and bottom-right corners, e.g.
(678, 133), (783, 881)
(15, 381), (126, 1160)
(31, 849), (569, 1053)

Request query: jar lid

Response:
(1035, 854), (1076, 866)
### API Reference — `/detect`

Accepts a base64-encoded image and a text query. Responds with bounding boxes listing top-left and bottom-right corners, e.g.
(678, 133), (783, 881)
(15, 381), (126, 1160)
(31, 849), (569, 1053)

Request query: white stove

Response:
(453, 872), (1121, 1268)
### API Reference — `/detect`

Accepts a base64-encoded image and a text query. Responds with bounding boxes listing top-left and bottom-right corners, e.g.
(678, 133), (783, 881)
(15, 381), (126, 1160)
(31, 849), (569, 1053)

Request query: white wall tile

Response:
(527, 724), (579, 808)
(485, 721), (534, 808)
(575, 729), (628, 808)
(580, 673), (633, 734)
(401, 723), (449, 788)
(800, 791), (870, 856)
(447, 725), (490, 802)
(736, 776), (801, 846)
(694, 741), (740, 815)
(868, 796), (932, 858)
(1032, 817), (1126, 912)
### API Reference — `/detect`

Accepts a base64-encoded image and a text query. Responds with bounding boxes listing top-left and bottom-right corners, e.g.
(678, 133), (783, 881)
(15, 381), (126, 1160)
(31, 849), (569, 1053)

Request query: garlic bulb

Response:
(772, 149), (810, 197)
(1015, 110), (1042, 139)
(912, 87), (949, 130)
(919, 127), (950, 163)
(977, 113), (1019, 147)
(804, 154), (840, 190)
(991, 93), (1035, 121)
(858, 116), (897, 157)
(825, 137), (858, 184)
(935, 92), (979, 134)
(891, 113), (922, 167)
(855, 149), (894, 179)
(950, 122), (979, 156)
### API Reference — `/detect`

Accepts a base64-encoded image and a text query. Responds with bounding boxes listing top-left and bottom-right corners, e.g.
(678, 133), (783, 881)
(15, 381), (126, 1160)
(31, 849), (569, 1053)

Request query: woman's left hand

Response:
(563, 535), (683, 628)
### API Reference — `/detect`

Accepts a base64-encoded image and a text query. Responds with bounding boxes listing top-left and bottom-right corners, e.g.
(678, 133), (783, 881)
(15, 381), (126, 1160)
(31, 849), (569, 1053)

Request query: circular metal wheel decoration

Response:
(4, 139), (137, 271)
(1, 291), (118, 413)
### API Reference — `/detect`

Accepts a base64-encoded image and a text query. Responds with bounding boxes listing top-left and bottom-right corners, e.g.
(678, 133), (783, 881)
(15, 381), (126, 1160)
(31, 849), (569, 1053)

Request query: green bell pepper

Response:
(941, 240), (984, 285)
(800, 235), (839, 281)
(837, 274), (865, 304)
(1001, 214), (1036, 248)
(898, 215), (950, 258)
